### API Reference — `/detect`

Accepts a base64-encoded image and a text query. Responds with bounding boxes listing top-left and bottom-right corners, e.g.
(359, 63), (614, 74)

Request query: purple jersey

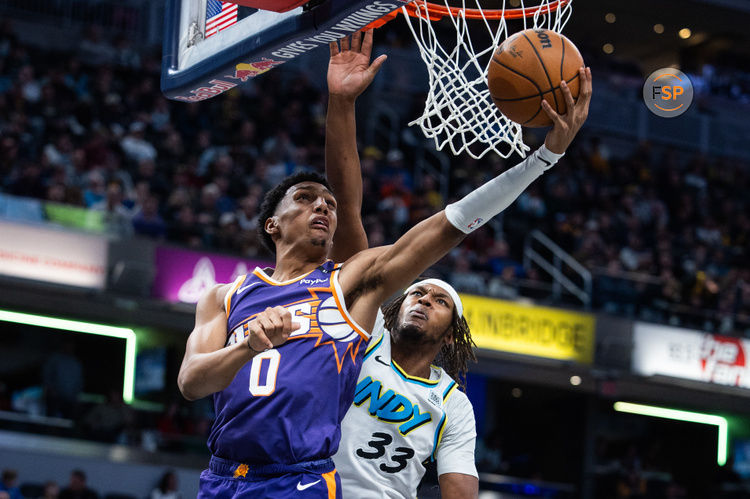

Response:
(208, 260), (370, 465)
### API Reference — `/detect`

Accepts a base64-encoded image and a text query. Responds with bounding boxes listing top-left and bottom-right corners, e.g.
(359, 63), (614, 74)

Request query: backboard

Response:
(161, 0), (407, 102)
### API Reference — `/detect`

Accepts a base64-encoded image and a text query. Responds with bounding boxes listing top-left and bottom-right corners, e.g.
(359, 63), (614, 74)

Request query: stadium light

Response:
(0, 309), (137, 404)
(614, 401), (728, 466)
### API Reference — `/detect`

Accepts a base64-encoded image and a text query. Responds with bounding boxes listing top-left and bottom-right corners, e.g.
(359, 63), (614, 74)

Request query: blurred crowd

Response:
(0, 21), (748, 335)
(0, 468), (181, 499)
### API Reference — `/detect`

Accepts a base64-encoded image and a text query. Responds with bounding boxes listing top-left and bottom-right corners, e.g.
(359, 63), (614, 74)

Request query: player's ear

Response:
(443, 327), (454, 346)
(265, 216), (279, 236)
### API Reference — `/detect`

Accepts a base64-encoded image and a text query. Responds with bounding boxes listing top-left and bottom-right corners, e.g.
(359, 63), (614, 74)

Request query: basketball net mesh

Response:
(402, 0), (573, 159)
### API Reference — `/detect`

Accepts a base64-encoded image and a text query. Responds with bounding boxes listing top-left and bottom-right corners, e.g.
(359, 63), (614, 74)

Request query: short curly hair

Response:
(256, 172), (332, 254)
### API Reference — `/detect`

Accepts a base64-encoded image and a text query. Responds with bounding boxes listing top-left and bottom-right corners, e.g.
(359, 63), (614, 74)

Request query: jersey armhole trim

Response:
(330, 267), (370, 341)
(364, 332), (384, 359)
(431, 411), (448, 462)
(224, 275), (247, 318)
(443, 381), (458, 402)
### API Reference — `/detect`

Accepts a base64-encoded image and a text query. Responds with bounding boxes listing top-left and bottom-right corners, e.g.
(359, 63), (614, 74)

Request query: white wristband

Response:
(445, 145), (563, 234)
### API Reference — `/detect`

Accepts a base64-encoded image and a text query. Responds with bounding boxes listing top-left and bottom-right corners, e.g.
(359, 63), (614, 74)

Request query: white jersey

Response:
(334, 314), (478, 498)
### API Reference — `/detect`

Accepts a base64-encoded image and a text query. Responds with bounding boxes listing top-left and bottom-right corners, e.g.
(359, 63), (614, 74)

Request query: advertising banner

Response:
(0, 220), (107, 289)
(153, 246), (271, 303)
(633, 322), (750, 389)
(461, 294), (596, 364)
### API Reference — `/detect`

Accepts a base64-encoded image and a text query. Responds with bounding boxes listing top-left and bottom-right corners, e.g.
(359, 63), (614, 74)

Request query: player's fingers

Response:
(268, 308), (284, 332)
(560, 79), (575, 113)
(580, 67), (593, 115)
(351, 30), (362, 52)
(329, 41), (339, 57)
(340, 35), (350, 52)
(256, 312), (274, 337)
(248, 324), (273, 351)
(367, 54), (388, 78)
(541, 99), (562, 125)
(361, 29), (374, 58)
(577, 67), (592, 108)
(280, 310), (292, 335)
(275, 306), (300, 332)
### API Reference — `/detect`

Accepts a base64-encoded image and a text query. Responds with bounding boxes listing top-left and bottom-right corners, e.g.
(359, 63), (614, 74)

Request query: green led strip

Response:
(614, 401), (728, 466)
(0, 309), (136, 404)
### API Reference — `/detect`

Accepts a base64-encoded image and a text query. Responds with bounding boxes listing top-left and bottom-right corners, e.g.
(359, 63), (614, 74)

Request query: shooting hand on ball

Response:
(542, 67), (592, 154)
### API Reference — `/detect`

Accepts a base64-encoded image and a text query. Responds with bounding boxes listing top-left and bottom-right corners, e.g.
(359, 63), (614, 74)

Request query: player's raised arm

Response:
(326, 30), (387, 262)
(177, 286), (299, 400)
(339, 67), (593, 321)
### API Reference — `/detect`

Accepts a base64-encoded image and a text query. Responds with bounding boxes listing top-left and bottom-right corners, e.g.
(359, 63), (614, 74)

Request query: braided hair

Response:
(381, 293), (477, 390)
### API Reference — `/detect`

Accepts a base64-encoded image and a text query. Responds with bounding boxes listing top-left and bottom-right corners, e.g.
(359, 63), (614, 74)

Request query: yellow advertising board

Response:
(461, 294), (595, 364)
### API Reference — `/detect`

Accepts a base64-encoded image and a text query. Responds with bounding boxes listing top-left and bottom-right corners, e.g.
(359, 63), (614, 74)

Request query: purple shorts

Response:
(198, 455), (342, 498)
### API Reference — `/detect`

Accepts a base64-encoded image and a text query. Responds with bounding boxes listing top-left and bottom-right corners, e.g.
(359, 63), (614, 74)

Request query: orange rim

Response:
(366, 0), (569, 29)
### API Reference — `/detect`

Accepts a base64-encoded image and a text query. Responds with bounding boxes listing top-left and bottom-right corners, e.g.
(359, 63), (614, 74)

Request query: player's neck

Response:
(272, 245), (327, 282)
(391, 344), (438, 380)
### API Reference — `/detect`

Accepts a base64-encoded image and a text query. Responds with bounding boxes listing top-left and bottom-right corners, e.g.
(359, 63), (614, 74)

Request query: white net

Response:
(401, 0), (573, 159)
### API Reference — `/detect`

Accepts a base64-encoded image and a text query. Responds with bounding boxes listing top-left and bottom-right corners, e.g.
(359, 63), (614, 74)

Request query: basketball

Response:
(488, 28), (584, 127)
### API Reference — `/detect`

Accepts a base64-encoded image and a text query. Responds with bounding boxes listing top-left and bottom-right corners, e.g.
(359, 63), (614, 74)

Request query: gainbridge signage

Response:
(633, 323), (750, 389)
(460, 294), (596, 364)
(0, 220), (107, 289)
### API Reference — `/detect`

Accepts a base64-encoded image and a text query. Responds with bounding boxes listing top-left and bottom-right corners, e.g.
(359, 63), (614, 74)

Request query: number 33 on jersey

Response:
(334, 326), (478, 499)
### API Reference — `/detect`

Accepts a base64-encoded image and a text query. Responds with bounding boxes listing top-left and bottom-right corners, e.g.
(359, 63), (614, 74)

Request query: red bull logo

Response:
(173, 79), (238, 102)
(229, 58), (284, 81)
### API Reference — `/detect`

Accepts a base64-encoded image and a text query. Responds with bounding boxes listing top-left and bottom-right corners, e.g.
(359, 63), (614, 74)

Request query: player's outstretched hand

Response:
(541, 66), (592, 154)
(328, 30), (387, 102)
(246, 306), (300, 354)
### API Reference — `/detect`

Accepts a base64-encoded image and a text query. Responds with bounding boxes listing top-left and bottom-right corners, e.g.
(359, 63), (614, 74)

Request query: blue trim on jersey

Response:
(442, 381), (457, 401)
(363, 334), (384, 360)
(430, 411), (447, 462)
(391, 361), (440, 388)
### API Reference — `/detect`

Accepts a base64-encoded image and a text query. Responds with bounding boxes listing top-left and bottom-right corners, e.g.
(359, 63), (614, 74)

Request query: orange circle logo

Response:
(642, 68), (693, 117)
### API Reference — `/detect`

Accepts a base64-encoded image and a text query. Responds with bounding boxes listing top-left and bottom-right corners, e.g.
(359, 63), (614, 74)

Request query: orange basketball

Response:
(488, 28), (584, 127)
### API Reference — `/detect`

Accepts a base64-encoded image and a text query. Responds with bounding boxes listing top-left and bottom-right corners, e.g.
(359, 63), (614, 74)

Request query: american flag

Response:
(205, 0), (238, 38)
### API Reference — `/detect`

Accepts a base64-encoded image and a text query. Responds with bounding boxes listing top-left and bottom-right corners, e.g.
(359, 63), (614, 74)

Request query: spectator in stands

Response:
(82, 389), (134, 443)
(41, 481), (60, 499)
(59, 470), (97, 499)
(91, 181), (134, 235)
(77, 26), (116, 66)
(0, 20), (748, 334)
(131, 194), (167, 239)
(120, 122), (157, 163)
(0, 470), (22, 499)
(150, 471), (180, 499)
(82, 171), (106, 208)
(42, 340), (83, 419)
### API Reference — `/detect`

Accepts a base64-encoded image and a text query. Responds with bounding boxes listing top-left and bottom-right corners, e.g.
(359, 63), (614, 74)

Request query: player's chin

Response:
(309, 237), (330, 248)
(397, 322), (425, 339)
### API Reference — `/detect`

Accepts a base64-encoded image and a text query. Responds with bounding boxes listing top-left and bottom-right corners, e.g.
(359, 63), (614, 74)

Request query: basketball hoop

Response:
(370, 0), (573, 159)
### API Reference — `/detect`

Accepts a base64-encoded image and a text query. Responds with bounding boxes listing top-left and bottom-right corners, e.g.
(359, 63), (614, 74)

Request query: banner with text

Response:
(0, 220), (108, 289)
(153, 246), (271, 303)
(633, 322), (750, 389)
(461, 294), (596, 363)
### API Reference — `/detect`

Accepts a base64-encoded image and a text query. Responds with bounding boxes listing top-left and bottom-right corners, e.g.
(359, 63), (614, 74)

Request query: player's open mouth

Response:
(311, 217), (329, 231)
